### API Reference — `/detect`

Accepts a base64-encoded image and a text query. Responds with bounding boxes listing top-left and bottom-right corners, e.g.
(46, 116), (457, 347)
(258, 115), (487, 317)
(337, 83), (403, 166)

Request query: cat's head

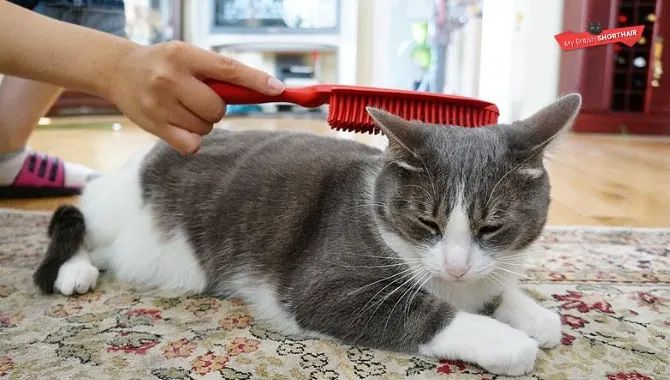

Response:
(369, 94), (581, 285)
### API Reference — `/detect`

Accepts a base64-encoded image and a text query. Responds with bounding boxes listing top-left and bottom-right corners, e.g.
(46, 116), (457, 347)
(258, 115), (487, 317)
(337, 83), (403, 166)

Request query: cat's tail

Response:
(33, 205), (87, 293)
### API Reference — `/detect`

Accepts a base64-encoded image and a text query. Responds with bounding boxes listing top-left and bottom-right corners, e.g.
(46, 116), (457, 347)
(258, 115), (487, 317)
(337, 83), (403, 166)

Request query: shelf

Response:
(214, 42), (338, 53)
(185, 0), (359, 84)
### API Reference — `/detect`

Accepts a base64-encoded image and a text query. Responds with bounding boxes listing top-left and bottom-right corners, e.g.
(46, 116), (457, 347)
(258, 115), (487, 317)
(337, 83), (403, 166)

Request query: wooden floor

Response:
(1, 116), (669, 227)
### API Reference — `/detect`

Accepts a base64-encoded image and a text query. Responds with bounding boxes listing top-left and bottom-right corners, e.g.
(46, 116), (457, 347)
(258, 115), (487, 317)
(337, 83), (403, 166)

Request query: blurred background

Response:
(3, 0), (669, 227)
(46, 0), (670, 134)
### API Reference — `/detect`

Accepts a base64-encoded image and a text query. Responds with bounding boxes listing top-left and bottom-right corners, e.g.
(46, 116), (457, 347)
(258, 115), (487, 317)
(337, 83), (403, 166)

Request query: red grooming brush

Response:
(206, 80), (499, 134)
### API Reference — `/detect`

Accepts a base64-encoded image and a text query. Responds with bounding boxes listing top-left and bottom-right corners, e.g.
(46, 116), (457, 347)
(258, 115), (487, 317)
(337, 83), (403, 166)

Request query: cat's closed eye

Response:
(417, 216), (441, 235)
(478, 224), (503, 237)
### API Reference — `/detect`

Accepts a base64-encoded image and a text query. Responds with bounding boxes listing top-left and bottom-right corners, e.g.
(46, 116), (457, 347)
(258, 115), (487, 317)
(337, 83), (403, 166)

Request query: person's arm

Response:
(0, 0), (285, 154)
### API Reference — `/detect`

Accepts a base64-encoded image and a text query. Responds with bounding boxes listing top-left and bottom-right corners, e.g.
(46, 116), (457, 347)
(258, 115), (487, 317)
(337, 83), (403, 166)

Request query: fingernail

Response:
(267, 77), (286, 94)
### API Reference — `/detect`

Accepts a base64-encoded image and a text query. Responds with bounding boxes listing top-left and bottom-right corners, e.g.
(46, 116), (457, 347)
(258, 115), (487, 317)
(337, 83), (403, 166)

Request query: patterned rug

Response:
(0, 208), (668, 380)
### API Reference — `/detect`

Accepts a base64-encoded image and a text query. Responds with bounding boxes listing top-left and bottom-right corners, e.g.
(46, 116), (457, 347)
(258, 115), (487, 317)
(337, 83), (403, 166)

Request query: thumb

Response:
(191, 47), (285, 95)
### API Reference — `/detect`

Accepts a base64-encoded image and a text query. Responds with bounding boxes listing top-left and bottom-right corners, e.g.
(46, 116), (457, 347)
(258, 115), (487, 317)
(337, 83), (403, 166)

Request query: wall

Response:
(444, 15), (483, 97)
(184, 0), (358, 84)
(180, 1), (565, 122)
(367, 0), (433, 88)
(356, 0), (374, 85)
(479, 0), (564, 122)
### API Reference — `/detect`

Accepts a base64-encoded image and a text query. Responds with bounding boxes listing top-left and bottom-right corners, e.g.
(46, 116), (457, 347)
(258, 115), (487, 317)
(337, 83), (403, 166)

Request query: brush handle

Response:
(206, 80), (332, 108)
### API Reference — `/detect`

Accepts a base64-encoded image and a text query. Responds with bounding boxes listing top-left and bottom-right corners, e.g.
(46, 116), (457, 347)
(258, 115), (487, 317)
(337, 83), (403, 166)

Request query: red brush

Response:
(206, 80), (499, 134)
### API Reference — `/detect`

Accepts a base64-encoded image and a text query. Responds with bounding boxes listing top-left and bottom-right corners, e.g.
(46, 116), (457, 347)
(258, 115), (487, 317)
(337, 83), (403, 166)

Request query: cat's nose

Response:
(446, 265), (470, 278)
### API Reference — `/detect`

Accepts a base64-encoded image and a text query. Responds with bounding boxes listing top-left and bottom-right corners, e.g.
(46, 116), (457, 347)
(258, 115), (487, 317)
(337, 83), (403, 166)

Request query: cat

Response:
(34, 94), (581, 376)
(588, 22), (603, 35)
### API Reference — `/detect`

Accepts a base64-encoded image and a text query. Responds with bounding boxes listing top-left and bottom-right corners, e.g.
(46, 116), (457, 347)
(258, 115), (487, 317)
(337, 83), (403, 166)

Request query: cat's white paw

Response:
(420, 312), (539, 376)
(476, 333), (539, 376)
(518, 307), (561, 348)
(494, 288), (562, 348)
(54, 255), (99, 296)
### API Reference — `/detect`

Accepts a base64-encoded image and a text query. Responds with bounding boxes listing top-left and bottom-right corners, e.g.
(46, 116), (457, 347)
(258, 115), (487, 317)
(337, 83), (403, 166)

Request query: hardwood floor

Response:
(1, 116), (669, 227)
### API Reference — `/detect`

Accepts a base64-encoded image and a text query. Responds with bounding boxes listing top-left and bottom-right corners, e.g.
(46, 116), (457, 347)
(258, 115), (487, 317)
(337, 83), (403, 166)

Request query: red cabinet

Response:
(560, 0), (670, 134)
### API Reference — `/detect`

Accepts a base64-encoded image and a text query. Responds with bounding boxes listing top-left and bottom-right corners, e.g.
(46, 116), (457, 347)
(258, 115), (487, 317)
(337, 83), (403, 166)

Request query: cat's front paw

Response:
(476, 333), (539, 376)
(521, 307), (561, 348)
(494, 288), (562, 348)
(54, 256), (99, 296)
(419, 312), (539, 376)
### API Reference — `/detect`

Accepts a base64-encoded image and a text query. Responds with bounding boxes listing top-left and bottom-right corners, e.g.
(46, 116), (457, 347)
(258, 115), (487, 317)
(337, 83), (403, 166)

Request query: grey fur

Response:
(139, 94), (581, 353)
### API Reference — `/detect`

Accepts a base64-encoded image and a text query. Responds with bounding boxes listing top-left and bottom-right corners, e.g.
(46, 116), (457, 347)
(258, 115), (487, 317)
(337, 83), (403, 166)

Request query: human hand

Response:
(104, 41), (285, 154)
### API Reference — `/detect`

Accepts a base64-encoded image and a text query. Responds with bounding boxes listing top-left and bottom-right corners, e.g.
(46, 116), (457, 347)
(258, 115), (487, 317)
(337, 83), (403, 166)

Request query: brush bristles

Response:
(327, 92), (498, 134)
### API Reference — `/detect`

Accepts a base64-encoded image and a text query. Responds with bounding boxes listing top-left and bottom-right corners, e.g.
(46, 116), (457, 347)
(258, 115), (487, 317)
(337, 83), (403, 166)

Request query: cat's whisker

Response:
(486, 272), (503, 287)
(354, 269), (421, 328)
(495, 258), (526, 265)
(498, 252), (528, 258)
(324, 261), (413, 269)
(483, 275), (497, 290)
(495, 261), (525, 268)
(401, 272), (426, 322)
(365, 264), (423, 303)
(490, 277), (510, 292)
(352, 254), (423, 262)
(487, 271), (512, 291)
(496, 264), (525, 272)
(468, 266), (494, 278)
(403, 270), (433, 323)
(383, 268), (430, 334)
(496, 272), (517, 288)
(346, 267), (415, 296)
(496, 264), (524, 269)
(495, 255), (527, 263)
(352, 271), (418, 326)
(373, 269), (425, 335)
(495, 266), (527, 278)
(496, 255), (526, 261)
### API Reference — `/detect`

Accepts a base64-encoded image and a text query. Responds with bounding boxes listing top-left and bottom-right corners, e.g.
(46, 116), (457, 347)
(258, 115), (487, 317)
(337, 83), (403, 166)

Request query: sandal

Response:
(0, 152), (86, 198)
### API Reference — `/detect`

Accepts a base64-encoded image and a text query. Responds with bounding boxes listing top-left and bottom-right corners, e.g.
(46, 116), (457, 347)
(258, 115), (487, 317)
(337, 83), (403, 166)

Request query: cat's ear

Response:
(508, 93), (581, 152)
(366, 107), (424, 171)
(505, 94), (581, 179)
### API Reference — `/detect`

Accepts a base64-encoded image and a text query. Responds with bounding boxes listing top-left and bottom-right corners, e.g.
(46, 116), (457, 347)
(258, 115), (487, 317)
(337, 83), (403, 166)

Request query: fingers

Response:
(178, 78), (227, 123)
(192, 47), (285, 95)
(112, 41), (280, 155)
(156, 124), (203, 155)
(170, 102), (214, 135)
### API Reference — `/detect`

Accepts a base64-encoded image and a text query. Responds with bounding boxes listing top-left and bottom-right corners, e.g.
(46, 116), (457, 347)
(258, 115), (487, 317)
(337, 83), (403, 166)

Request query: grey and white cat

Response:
(34, 94), (581, 376)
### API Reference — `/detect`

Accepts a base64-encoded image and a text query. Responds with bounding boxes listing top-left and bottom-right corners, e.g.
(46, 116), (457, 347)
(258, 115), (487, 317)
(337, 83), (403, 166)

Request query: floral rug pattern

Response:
(0, 209), (668, 379)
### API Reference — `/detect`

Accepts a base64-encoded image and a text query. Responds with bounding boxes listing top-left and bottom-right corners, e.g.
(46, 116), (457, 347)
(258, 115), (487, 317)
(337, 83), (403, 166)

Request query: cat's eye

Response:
(417, 216), (441, 235)
(478, 224), (503, 236)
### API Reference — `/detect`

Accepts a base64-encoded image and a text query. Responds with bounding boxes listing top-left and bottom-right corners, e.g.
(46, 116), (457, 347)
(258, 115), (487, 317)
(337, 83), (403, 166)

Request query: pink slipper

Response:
(0, 152), (90, 198)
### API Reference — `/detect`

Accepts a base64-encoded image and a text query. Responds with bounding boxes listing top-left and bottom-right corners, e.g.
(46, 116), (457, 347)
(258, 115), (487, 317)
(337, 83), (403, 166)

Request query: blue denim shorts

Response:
(33, 0), (126, 37)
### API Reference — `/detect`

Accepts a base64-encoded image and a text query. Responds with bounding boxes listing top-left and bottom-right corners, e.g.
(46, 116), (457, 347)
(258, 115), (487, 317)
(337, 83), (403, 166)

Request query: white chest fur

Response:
(425, 275), (510, 312)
